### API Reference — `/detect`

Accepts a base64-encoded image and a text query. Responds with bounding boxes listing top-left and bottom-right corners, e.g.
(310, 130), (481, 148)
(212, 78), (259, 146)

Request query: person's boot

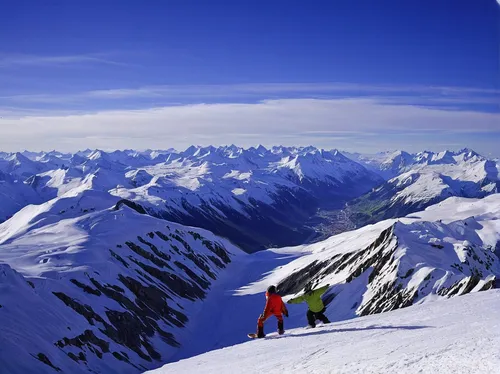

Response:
(306, 310), (316, 328)
(278, 320), (284, 335)
(318, 309), (330, 324)
(257, 325), (265, 338)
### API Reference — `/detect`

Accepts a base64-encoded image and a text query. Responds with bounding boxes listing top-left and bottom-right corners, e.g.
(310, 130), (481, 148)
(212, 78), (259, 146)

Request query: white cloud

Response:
(2, 82), (498, 103)
(0, 98), (498, 152)
(0, 53), (126, 68)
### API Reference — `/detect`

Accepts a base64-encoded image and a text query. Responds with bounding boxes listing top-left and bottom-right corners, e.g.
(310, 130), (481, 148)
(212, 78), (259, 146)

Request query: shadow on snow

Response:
(286, 324), (432, 339)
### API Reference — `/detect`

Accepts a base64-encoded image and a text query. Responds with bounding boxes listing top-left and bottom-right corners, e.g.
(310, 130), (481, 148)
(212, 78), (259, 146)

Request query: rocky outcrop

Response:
(278, 221), (499, 320)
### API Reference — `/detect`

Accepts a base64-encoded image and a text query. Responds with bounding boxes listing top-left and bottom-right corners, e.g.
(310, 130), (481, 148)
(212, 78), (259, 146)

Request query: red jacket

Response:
(262, 292), (288, 319)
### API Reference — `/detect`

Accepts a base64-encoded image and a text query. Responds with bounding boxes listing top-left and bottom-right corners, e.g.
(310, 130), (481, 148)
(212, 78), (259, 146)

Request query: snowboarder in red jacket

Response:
(255, 285), (288, 338)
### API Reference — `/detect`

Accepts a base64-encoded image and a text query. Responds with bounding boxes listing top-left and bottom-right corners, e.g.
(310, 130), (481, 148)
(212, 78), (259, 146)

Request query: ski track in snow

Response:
(147, 290), (500, 374)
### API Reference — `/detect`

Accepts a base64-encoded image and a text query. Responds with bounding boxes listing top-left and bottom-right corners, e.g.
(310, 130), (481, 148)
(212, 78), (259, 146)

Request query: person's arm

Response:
(260, 299), (272, 320)
(313, 284), (330, 297)
(281, 300), (289, 317)
(287, 295), (305, 304)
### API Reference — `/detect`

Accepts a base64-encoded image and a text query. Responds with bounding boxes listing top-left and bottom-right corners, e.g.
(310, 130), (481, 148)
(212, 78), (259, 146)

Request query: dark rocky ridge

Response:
(277, 223), (499, 319)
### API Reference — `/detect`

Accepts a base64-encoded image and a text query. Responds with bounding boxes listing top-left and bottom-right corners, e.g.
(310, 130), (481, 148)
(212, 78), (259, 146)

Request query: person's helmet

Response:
(267, 285), (277, 294)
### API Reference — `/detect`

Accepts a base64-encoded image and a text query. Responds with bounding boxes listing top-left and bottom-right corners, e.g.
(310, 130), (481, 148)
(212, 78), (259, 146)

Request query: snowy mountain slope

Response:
(147, 290), (500, 374)
(0, 152), (74, 222)
(346, 149), (499, 226)
(0, 170), (43, 223)
(0, 193), (243, 374)
(0, 146), (383, 252)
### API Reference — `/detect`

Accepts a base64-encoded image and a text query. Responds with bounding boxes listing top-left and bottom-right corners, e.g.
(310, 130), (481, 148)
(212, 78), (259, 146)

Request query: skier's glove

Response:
(284, 310), (289, 318)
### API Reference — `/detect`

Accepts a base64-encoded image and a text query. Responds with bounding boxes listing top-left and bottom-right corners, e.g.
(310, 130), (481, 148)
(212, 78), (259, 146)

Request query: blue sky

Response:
(0, 0), (499, 155)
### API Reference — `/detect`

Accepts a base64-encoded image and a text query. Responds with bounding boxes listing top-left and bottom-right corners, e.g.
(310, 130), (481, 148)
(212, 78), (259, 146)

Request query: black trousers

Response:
(306, 308), (330, 327)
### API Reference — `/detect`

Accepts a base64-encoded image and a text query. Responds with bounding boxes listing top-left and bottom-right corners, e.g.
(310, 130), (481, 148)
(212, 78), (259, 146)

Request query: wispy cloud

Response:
(1, 81), (498, 154)
(2, 82), (498, 109)
(0, 98), (498, 153)
(0, 83), (500, 116)
(74, 82), (500, 100)
(0, 53), (128, 68)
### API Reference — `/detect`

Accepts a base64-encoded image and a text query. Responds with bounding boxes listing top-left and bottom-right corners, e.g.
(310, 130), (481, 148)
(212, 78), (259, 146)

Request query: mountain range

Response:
(1, 146), (385, 252)
(2, 146), (498, 252)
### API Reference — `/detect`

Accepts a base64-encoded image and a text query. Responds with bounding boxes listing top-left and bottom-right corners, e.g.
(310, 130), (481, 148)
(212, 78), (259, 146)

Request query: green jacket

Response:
(287, 285), (329, 313)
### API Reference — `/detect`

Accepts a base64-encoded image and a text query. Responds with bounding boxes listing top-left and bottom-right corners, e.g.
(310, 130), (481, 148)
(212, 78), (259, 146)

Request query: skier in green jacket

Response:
(287, 284), (330, 328)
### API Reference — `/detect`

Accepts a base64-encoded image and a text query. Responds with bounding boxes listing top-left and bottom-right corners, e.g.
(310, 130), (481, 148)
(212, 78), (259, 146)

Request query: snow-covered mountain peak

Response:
(430, 150), (456, 164)
(75, 148), (94, 157)
(87, 149), (109, 161)
(6, 151), (32, 165)
(254, 144), (267, 154)
(69, 153), (86, 165)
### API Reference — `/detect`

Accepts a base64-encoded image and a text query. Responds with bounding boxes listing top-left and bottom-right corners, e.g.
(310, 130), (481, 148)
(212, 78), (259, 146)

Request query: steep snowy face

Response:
(0, 196), (242, 374)
(346, 149), (499, 226)
(246, 194), (500, 322)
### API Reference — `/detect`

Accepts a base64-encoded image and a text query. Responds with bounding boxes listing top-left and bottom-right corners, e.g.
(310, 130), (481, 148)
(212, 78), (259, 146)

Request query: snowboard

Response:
(248, 331), (284, 339)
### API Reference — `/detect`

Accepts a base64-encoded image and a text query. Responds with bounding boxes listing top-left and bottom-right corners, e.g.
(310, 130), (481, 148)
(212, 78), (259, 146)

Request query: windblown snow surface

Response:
(147, 290), (500, 374)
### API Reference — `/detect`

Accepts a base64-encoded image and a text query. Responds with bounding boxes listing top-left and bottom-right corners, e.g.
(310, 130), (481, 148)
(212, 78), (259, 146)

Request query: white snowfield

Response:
(146, 290), (500, 374)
